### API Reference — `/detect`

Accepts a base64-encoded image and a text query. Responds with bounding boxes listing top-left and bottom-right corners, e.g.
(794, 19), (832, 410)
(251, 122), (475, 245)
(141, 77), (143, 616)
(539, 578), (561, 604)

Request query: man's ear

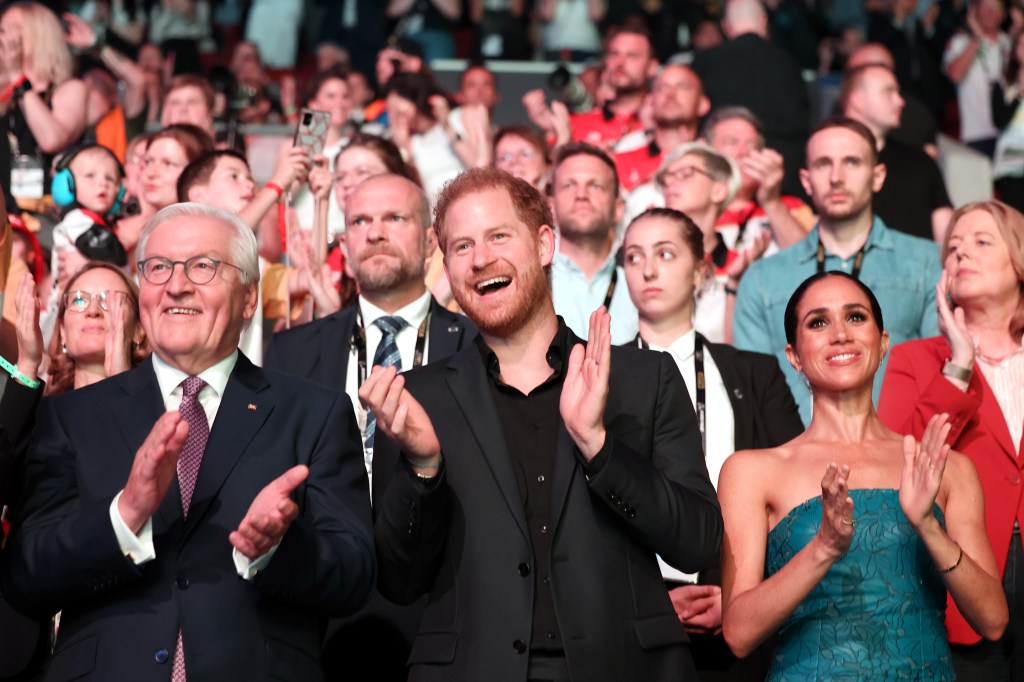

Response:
(872, 162), (887, 193)
(187, 186), (208, 204)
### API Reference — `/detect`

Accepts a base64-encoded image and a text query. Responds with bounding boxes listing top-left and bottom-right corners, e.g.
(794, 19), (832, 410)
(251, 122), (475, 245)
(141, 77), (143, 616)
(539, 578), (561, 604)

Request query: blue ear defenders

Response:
(52, 144), (126, 216)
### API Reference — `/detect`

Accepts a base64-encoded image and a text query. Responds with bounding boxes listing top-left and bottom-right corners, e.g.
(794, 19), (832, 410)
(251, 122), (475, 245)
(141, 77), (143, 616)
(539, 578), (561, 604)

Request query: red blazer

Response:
(879, 336), (1023, 645)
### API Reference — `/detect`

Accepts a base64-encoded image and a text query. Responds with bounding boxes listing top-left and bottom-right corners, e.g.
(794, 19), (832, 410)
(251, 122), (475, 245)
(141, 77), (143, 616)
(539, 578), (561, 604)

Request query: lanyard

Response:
(603, 267), (618, 310)
(353, 308), (430, 387)
(816, 241), (866, 280)
(637, 333), (707, 456)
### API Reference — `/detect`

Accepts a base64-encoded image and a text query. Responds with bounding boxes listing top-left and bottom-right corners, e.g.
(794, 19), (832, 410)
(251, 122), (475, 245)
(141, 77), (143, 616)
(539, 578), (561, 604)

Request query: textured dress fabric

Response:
(766, 489), (954, 681)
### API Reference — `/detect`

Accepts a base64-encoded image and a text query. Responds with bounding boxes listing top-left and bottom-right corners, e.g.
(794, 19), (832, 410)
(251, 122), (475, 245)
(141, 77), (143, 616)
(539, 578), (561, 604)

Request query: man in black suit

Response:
(362, 167), (722, 682)
(264, 172), (474, 681)
(1, 203), (375, 681)
(692, 0), (810, 197)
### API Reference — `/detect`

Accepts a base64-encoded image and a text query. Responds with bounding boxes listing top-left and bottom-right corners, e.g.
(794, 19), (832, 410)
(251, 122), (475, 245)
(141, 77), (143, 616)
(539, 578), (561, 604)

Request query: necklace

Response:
(975, 346), (1024, 364)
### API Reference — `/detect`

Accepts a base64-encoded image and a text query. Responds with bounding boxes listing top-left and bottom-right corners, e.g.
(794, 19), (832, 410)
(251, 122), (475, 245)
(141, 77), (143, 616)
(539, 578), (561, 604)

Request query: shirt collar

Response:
(152, 349), (238, 402)
(476, 316), (571, 384)
(552, 248), (618, 276)
(795, 215), (894, 263)
(358, 290), (431, 330)
(647, 328), (696, 362)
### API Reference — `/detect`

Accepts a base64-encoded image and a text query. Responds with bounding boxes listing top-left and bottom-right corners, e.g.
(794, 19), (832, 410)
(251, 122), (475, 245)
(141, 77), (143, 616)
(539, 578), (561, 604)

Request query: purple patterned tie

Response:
(172, 376), (208, 681)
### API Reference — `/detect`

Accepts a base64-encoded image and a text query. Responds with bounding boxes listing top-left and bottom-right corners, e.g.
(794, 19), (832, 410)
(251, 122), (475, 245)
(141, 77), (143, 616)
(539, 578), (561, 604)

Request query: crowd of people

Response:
(0, 0), (1022, 681)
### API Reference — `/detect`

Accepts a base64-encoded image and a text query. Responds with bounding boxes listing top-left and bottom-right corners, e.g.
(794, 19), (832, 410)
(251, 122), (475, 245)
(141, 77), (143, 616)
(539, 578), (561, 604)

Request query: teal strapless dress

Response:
(765, 489), (954, 681)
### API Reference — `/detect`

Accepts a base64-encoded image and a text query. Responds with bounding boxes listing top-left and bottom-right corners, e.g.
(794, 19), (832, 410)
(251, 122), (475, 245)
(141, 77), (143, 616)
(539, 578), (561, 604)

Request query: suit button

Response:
(627, 509), (636, 519)
(518, 563), (530, 576)
(513, 639), (527, 654)
(176, 577), (190, 590)
(155, 649), (169, 664)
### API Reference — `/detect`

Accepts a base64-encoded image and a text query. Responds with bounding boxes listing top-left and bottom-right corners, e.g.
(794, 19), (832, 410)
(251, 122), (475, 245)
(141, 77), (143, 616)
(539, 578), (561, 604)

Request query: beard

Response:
(452, 260), (550, 338)
(353, 247), (424, 293)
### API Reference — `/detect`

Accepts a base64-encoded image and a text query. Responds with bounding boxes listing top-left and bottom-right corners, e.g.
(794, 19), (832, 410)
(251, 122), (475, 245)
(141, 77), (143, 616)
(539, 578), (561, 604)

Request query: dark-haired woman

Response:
(719, 270), (1008, 680)
(622, 207), (803, 677)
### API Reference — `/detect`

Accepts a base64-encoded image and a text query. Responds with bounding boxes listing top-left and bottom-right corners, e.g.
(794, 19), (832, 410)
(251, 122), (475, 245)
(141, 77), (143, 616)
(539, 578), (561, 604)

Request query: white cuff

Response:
(233, 543), (279, 581)
(109, 491), (156, 565)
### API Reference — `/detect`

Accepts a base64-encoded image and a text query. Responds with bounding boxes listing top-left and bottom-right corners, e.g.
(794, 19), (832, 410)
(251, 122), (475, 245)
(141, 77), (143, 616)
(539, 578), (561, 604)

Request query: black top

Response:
(476, 322), (568, 654)
(874, 138), (951, 240)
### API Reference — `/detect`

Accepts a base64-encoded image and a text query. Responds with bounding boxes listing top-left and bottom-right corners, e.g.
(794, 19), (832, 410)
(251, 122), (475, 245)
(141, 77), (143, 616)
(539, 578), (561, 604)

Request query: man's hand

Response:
(61, 12), (97, 50)
(118, 412), (189, 534)
(560, 308), (611, 460)
(230, 465), (309, 560)
(745, 148), (786, 207)
(358, 365), (441, 466)
(15, 273), (43, 381)
(104, 291), (134, 377)
(669, 584), (723, 634)
(307, 155), (333, 201)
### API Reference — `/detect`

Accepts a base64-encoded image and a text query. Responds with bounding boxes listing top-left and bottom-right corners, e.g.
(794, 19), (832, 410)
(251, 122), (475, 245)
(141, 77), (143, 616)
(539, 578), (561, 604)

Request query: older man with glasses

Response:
(2, 203), (375, 681)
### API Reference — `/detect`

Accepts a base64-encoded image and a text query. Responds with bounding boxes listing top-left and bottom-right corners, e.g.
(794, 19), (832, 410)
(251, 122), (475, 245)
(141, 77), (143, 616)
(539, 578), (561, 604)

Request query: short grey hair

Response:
(136, 202), (260, 285)
(656, 141), (743, 210)
(701, 106), (766, 149)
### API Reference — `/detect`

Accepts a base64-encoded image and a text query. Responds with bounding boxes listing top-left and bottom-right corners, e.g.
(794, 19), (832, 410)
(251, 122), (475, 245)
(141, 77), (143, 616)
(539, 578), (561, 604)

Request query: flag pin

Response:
(247, 403), (257, 411)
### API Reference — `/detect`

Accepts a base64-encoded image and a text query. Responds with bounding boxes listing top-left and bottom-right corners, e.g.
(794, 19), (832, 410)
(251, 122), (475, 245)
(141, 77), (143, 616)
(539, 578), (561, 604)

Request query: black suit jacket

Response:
(373, 331), (723, 682)
(0, 354), (375, 682)
(264, 298), (476, 390)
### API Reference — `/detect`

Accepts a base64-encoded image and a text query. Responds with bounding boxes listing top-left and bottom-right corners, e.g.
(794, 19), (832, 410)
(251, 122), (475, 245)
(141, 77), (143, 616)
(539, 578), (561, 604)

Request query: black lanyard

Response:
(816, 241), (866, 280)
(603, 267), (618, 310)
(637, 333), (707, 456)
(353, 308), (430, 387)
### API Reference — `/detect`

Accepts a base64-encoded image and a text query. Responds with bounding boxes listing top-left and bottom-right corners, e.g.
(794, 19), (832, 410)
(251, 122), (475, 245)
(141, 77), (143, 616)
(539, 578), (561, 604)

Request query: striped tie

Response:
(172, 376), (209, 682)
(364, 316), (407, 448)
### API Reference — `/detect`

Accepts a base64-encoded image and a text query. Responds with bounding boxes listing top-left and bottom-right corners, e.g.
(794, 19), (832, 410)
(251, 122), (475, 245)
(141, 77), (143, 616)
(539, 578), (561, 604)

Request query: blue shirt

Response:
(551, 250), (639, 345)
(734, 216), (941, 425)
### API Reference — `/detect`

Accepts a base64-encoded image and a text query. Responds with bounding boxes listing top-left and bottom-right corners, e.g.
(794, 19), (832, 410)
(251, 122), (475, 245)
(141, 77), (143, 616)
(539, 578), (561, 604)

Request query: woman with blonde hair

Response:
(880, 199), (1024, 680)
(0, 2), (87, 199)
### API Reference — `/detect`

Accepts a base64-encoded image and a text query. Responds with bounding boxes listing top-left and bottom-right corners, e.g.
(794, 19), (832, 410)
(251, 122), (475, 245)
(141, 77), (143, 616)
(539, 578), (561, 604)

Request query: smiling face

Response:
(189, 156), (256, 213)
(308, 76), (352, 129)
(138, 215), (258, 375)
(945, 208), (1022, 310)
(334, 145), (389, 210)
(143, 138), (189, 210)
(344, 175), (433, 298)
(785, 275), (889, 394)
(61, 267), (137, 366)
(70, 149), (121, 215)
(0, 8), (23, 70)
(442, 187), (554, 338)
(622, 215), (703, 326)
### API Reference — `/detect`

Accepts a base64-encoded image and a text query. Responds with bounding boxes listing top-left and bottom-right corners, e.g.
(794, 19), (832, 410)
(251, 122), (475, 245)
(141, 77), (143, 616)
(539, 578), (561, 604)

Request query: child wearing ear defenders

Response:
(41, 145), (128, 343)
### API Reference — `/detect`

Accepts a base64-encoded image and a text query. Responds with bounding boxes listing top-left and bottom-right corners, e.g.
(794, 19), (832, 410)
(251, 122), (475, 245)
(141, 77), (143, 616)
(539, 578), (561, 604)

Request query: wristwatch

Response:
(941, 358), (972, 383)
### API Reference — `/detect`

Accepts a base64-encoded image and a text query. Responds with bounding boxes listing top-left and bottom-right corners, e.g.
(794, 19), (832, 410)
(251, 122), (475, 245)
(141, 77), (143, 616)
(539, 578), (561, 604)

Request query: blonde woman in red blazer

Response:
(879, 199), (1024, 681)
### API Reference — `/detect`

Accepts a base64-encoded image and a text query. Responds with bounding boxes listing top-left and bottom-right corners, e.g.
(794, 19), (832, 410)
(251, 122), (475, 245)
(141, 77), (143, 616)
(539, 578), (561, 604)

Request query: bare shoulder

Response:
(719, 447), (786, 494)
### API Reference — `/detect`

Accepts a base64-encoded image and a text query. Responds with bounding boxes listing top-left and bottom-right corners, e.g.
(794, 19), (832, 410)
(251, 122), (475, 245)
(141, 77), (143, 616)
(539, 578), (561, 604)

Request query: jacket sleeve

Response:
(584, 352), (723, 573)
(878, 341), (982, 443)
(0, 378), (44, 511)
(251, 391), (376, 617)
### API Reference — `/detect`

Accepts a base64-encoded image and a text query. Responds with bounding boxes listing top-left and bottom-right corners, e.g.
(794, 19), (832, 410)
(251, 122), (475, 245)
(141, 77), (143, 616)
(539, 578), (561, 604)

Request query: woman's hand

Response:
(817, 462), (854, 558)
(61, 12), (97, 50)
(14, 273), (42, 381)
(308, 154), (333, 201)
(899, 413), (952, 531)
(103, 291), (134, 377)
(936, 269), (975, 369)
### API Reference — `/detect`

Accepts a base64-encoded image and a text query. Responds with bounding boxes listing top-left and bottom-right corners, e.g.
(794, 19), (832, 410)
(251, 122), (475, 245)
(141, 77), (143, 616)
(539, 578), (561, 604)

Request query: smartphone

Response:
(293, 108), (331, 160)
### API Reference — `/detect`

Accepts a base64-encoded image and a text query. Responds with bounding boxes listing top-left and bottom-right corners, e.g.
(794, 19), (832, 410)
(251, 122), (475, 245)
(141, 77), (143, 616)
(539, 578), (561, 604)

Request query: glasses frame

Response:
(657, 164), (714, 187)
(137, 256), (243, 285)
(63, 289), (126, 314)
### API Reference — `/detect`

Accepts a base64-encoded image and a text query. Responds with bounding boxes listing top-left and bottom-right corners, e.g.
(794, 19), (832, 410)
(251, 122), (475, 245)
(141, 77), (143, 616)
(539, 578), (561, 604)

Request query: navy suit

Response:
(0, 354), (375, 682)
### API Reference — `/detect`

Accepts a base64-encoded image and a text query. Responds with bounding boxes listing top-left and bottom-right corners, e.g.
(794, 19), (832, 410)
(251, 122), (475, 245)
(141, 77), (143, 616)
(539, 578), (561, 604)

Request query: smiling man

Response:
(1, 203), (375, 681)
(733, 117), (942, 424)
(361, 166), (722, 682)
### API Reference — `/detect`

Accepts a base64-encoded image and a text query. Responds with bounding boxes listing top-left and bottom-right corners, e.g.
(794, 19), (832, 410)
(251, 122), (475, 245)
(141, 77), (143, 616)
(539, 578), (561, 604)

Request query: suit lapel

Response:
(182, 354), (274, 542)
(707, 340), (754, 451)
(426, 300), (468, 362)
(444, 349), (529, 541)
(972, 365), (1021, 466)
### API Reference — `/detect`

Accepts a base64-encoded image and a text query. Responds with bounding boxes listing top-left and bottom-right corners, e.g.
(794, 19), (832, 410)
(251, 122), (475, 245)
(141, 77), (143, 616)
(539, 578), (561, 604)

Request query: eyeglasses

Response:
(137, 256), (243, 285)
(498, 149), (536, 163)
(659, 165), (713, 186)
(63, 290), (126, 313)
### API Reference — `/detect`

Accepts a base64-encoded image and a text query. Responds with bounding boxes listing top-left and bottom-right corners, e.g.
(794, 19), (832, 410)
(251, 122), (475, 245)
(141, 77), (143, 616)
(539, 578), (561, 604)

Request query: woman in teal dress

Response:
(718, 271), (1009, 680)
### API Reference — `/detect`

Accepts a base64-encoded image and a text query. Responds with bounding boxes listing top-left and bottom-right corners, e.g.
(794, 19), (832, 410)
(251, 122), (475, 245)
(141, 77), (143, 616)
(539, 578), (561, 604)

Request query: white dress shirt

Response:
(109, 351), (273, 579)
(647, 329), (734, 583)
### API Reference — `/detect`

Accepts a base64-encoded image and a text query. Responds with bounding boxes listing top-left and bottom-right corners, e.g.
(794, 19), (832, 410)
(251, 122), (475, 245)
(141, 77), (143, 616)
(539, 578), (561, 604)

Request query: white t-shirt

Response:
(944, 32), (1010, 142)
(542, 0), (601, 53)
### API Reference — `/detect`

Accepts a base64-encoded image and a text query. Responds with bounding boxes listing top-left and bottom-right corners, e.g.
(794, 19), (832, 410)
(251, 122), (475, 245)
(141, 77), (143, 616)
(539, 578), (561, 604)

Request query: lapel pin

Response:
(448, 325), (459, 333)
(733, 388), (744, 400)
(247, 403), (257, 411)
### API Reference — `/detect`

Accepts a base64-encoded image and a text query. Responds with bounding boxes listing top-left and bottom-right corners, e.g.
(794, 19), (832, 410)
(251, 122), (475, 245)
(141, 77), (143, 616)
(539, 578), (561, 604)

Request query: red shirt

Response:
(570, 104), (642, 148)
(614, 141), (663, 191)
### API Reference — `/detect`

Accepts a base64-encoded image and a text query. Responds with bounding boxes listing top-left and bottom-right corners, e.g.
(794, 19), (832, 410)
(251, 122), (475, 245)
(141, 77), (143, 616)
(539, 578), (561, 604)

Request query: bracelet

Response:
(404, 454), (441, 470)
(942, 358), (972, 383)
(724, 285), (739, 296)
(939, 545), (964, 574)
(264, 182), (284, 199)
(12, 76), (32, 101)
(0, 353), (41, 389)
